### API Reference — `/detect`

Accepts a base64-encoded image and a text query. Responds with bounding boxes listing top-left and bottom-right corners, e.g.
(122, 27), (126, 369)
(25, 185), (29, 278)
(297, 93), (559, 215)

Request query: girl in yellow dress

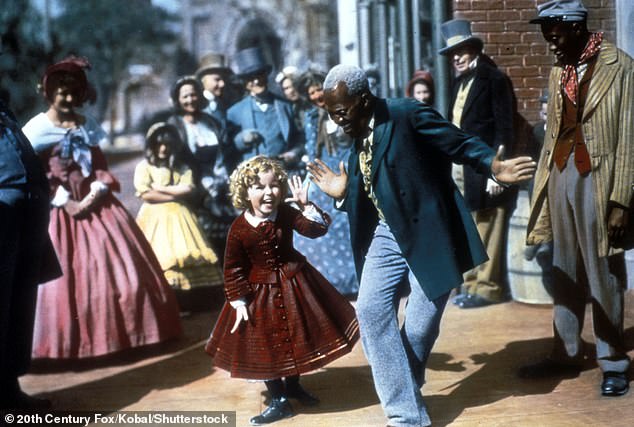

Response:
(134, 122), (223, 310)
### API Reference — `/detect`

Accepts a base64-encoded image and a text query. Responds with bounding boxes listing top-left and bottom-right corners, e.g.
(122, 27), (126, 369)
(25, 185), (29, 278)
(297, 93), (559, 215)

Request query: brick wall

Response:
(452, 0), (616, 125)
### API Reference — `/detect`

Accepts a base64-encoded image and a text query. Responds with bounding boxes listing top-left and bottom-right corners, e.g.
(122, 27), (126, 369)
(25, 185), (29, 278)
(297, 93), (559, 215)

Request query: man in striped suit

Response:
(524, 0), (633, 397)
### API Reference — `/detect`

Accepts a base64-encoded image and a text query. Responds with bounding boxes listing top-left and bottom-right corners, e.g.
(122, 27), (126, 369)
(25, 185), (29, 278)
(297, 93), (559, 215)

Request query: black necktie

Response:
(253, 92), (274, 105)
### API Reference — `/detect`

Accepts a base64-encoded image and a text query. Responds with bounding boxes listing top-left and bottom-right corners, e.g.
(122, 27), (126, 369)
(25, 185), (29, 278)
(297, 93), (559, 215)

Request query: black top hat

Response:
(233, 47), (272, 78)
(439, 19), (484, 56)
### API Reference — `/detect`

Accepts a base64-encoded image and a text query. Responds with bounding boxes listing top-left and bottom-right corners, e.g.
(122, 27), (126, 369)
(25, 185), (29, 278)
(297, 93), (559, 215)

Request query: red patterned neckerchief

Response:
(560, 32), (603, 105)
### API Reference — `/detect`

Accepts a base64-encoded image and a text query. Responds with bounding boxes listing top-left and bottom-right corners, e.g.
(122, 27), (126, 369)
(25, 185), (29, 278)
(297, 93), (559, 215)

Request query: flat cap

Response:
(529, 0), (588, 24)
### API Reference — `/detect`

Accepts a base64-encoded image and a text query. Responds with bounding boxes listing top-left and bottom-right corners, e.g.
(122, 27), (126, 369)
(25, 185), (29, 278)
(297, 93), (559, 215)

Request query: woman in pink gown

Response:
(23, 57), (182, 359)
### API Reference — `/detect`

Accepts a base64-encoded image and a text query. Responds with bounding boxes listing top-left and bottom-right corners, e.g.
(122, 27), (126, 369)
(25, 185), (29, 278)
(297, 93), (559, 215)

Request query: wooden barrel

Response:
(506, 189), (553, 305)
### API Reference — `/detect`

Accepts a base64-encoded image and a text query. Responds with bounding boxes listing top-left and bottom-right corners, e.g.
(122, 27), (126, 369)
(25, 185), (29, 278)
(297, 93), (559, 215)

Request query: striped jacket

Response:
(527, 42), (634, 257)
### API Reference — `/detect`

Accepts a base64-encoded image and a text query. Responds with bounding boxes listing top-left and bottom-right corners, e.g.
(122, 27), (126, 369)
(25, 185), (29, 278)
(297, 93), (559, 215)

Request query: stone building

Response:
(180, 0), (339, 73)
(109, 0), (340, 133)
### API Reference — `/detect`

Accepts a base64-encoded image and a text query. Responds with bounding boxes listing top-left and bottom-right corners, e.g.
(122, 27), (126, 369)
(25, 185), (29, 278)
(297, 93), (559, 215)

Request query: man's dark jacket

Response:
(342, 98), (496, 300)
(448, 56), (517, 211)
(0, 100), (61, 381)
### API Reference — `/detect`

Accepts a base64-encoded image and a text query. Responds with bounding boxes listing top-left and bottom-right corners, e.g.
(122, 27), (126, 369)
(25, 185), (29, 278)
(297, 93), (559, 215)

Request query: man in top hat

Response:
(523, 0), (633, 397)
(226, 47), (305, 170)
(195, 52), (234, 123)
(440, 18), (518, 309)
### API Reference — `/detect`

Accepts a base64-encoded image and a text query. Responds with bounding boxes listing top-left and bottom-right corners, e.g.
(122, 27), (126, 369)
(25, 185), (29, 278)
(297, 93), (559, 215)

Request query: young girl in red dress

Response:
(205, 155), (359, 425)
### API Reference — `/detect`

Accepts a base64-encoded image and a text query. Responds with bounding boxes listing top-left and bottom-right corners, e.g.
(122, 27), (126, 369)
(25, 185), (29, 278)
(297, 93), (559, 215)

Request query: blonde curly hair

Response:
(229, 156), (289, 210)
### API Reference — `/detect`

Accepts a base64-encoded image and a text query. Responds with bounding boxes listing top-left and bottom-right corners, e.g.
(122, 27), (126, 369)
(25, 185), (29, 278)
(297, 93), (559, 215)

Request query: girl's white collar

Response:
(244, 209), (278, 227)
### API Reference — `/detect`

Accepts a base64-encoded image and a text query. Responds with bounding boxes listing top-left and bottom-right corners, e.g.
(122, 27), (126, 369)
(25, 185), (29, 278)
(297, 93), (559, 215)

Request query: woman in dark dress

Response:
(167, 76), (237, 262)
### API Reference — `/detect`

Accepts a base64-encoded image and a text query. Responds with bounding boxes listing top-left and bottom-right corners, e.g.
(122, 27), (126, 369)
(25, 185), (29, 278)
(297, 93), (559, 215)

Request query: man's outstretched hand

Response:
(491, 145), (536, 184)
(306, 159), (348, 200)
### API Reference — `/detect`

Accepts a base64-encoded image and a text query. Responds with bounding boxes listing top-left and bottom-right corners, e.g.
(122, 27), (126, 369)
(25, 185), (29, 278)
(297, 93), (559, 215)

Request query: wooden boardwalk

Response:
(22, 291), (634, 427)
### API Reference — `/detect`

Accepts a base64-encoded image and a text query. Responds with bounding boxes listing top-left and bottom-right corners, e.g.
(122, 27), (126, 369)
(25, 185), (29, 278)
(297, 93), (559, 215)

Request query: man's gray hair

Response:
(324, 64), (369, 96)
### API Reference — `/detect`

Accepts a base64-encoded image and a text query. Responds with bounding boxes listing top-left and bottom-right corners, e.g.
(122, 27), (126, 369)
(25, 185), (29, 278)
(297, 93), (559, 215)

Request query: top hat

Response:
(195, 53), (232, 79)
(233, 47), (272, 78)
(529, 0), (588, 24)
(438, 19), (484, 56)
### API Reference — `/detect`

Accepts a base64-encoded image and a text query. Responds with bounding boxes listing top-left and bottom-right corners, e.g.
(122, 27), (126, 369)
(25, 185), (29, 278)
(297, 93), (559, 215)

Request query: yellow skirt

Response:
(136, 201), (223, 290)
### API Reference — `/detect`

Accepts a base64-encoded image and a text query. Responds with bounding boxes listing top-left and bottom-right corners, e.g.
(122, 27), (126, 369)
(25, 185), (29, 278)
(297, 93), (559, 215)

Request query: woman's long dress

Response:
(294, 107), (359, 295)
(134, 160), (223, 290)
(23, 113), (182, 359)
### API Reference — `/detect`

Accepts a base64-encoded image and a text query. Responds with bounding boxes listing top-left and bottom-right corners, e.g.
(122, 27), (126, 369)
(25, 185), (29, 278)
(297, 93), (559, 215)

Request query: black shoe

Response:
(456, 294), (496, 309)
(518, 358), (582, 379)
(601, 372), (629, 397)
(524, 244), (540, 261)
(286, 384), (320, 406)
(452, 294), (468, 305)
(249, 397), (293, 425)
(0, 389), (52, 410)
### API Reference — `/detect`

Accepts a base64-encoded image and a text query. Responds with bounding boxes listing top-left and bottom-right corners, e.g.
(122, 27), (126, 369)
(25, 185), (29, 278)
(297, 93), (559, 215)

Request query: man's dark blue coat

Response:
(341, 98), (497, 300)
(0, 100), (60, 382)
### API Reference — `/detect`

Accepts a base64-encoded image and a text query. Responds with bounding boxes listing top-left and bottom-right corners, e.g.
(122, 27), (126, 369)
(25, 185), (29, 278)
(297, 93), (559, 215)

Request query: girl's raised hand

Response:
(285, 175), (309, 210)
(230, 305), (249, 334)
